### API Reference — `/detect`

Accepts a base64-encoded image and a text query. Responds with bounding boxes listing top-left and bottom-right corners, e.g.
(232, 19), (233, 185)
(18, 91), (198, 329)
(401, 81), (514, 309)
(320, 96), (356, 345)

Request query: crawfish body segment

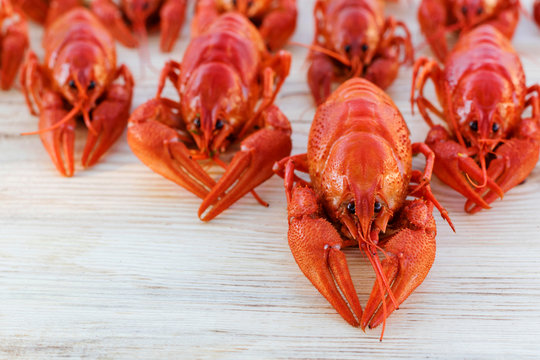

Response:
(276, 78), (451, 335)
(128, 13), (292, 221)
(192, 0), (297, 51)
(21, 8), (134, 176)
(418, 0), (520, 61)
(0, 0), (29, 90)
(412, 25), (540, 213)
(307, 0), (413, 104)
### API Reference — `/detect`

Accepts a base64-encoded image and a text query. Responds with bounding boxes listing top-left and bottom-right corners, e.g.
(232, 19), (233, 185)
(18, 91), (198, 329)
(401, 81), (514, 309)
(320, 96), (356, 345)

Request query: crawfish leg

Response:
(362, 199), (436, 329)
(198, 105), (292, 221)
(411, 57), (445, 128)
(258, 0), (297, 51)
(127, 97), (216, 199)
(365, 17), (413, 90)
(287, 185), (363, 327)
(273, 153), (310, 202)
(82, 65), (134, 167)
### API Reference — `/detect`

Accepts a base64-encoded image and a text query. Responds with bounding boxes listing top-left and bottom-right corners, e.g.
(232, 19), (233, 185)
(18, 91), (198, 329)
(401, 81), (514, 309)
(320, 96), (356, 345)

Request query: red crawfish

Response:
(191, 0), (297, 51)
(127, 13), (292, 221)
(418, 0), (520, 61)
(20, 7), (134, 176)
(535, 0), (540, 27)
(305, 0), (413, 104)
(274, 78), (453, 338)
(411, 25), (540, 213)
(17, 0), (187, 52)
(0, 0), (29, 90)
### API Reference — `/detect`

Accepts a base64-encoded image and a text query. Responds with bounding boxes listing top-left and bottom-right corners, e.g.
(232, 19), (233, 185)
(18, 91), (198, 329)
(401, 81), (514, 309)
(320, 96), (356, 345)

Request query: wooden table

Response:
(2, 1), (540, 358)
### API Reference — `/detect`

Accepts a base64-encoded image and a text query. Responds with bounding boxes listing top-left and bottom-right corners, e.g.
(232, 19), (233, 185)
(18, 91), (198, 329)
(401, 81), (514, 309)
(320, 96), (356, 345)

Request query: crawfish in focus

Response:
(128, 13), (292, 221)
(21, 7), (134, 176)
(418, 0), (520, 61)
(411, 25), (540, 213)
(306, 0), (413, 104)
(274, 78), (453, 337)
(191, 0), (297, 51)
(0, 0), (29, 90)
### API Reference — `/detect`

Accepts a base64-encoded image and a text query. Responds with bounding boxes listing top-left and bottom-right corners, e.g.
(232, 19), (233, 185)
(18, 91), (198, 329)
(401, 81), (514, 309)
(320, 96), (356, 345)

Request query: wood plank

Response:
(1, 1), (540, 358)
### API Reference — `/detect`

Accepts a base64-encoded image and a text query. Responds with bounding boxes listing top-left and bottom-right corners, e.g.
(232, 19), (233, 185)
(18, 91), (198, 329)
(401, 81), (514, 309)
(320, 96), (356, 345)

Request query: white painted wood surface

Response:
(2, 1), (540, 358)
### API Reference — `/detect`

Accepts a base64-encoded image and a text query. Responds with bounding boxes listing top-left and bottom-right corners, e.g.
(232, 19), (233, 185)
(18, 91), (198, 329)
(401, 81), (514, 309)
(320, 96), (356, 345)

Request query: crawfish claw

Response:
(128, 98), (215, 199)
(362, 199), (436, 329)
(287, 186), (363, 326)
(82, 77), (132, 167)
(198, 106), (292, 221)
(38, 91), (75, 177)
(425, 125), (503, 210)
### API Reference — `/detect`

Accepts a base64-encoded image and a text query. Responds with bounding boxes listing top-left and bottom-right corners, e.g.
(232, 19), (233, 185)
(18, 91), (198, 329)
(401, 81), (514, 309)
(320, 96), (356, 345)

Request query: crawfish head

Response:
(329, 7), (379, 75)
(181, 63), (248, 154)
(317, 132), (407, 243)
(451, 70), (519, 157)
(52, 42), (110, 114)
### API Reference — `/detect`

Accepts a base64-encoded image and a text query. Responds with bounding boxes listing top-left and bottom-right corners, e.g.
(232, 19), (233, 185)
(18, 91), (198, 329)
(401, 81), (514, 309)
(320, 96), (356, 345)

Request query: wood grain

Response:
(1, 1), (540, 359)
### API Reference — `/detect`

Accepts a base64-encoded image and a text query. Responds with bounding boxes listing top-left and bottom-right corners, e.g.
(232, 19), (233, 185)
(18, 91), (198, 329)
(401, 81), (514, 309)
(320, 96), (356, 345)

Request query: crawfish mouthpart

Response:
(275, 78), (453, 339)
(412, 25), (540, 213)
(127, 13), (292, 221)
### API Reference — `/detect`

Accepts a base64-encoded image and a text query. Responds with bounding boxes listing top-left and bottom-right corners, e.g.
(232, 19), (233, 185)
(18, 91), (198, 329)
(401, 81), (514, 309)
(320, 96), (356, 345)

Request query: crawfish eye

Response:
(361, 43), (368, 52)
(68, 80), (76, 89)
(347, 201), (355, 214)
(215, 119), (224, 130)
(492, 122), (500, 132)
(87, 80), (96, 91)
(374, 201), (382, 213)
(461, 6), (468, 15)
(232, 0), (237, 5)
(194, 117), (201, 128)
(476, 7), (483, 15)
(469, 120), (478, 132)
(344, 44), (352, 54)
(142, 2), (149, 10)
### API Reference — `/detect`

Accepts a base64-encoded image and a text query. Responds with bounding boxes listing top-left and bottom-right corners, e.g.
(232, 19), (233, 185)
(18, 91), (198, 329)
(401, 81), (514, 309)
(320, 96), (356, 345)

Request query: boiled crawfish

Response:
(17, 0), (187, 52)
(418, 0), (520, 61)
(274, 78), (453, 336)
(411, 25), (540, 213)
(0, 0), (29, 90)
(128, 13), (292, 221)
(306, 0), (413, 104)
(191, 0), (297, 51)
(21, 7), (134, 176)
